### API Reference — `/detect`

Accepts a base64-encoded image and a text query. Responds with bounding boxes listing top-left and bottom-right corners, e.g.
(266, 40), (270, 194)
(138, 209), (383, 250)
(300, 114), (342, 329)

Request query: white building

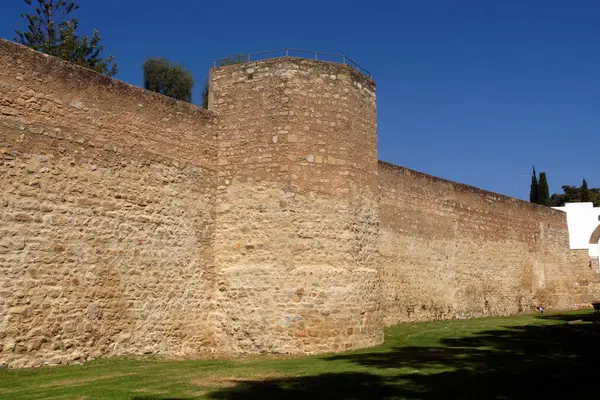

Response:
(553, 203), (600, 260)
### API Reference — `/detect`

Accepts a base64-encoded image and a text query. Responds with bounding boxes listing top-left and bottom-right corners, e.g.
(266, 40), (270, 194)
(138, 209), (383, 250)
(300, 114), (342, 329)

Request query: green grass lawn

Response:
(1, 310), (599, 399)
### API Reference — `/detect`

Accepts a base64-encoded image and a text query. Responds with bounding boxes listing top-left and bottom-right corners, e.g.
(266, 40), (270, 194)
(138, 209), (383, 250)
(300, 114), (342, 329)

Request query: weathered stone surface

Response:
(211, 182), (382, 354)
(0, 145), (216, 368)
(0, 39), (217, 368)
(378, 162), (598, 325)
(210, 58), (381, 353)
(0, 38), (597, 369)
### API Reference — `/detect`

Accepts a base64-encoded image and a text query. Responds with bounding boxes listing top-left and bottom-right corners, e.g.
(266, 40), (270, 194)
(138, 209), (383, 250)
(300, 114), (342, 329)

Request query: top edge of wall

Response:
(378, 160), (565, 216)
(0, 38), (213, 119)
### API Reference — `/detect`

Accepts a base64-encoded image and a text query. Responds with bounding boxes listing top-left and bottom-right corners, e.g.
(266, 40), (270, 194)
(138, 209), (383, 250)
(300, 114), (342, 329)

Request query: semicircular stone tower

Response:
(210, 56), (383, 353)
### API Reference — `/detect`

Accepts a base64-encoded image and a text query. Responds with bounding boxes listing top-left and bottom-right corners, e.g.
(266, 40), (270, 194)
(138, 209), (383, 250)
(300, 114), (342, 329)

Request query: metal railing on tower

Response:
(214, 48), (372, 78)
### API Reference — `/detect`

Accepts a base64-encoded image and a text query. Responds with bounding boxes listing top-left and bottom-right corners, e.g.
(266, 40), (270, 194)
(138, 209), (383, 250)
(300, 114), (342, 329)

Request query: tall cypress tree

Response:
(538, 172), (550, 206)
(529, 166), (538, 203)
(581, 179), (591, 202)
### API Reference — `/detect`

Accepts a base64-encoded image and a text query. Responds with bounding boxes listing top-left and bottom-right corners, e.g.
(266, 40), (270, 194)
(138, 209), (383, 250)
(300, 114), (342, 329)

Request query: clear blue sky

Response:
(2, 0), (598, 199)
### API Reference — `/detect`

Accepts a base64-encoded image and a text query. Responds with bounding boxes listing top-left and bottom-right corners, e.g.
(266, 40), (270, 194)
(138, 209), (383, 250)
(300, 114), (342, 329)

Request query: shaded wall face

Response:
(210, 59), (383, 353)
(0, 40), (217, 368)
(378, 162), (596, 325)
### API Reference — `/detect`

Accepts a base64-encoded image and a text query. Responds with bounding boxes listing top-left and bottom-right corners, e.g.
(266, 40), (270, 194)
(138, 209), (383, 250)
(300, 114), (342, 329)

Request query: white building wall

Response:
(553, 202), (600, 258)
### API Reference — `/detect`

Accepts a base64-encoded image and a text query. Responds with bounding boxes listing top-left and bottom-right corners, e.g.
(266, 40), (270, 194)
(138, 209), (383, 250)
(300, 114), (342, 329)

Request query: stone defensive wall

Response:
(0, 38), (218, 368)
(379, 162), (598, 325)
(0, 38), (596, 368)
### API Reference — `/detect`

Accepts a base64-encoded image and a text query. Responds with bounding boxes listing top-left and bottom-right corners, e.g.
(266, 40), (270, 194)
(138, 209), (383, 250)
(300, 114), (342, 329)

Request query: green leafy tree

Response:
(202, 54), (246, 108)
(143, 57), (194, 103)
(15, 0), (117, 76)
(529, 166), (538, 203)
(549, 191), (567, 207)
(537, 172), (550, 206)
(589, 189), (600, 206)
(562, 185), (581, 202)
(550, 185), (600, 207)
(581, 179), (591, 202)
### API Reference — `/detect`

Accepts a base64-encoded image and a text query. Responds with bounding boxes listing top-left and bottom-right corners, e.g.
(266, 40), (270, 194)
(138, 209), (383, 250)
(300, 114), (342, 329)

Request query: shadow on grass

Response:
(208, 311), (600, 399)
(131, 397), (190, 400)
(208, 372), (402, 399)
